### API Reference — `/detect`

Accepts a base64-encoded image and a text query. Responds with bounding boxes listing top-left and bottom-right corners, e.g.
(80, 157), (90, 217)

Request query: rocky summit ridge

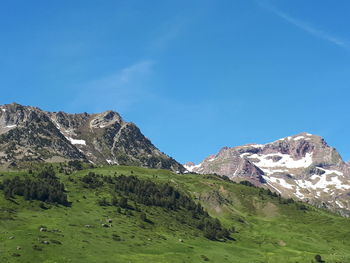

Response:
(185, 133), (350, 215)
(1, 103), (349, 215)
(0, 103), (184, 172)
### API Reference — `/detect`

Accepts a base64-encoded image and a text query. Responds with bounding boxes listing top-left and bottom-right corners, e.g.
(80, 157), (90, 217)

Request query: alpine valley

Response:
(1, 103), (350, 263)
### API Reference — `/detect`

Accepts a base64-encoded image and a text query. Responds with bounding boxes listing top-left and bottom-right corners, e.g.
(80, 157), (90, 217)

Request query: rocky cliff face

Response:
(185, 133), (350, 214)
(0, 103), (184, 172)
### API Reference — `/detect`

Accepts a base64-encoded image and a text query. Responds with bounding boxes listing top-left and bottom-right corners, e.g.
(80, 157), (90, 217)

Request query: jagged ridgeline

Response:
(0, 103), (184, 172)
(185, 132), (350, 215)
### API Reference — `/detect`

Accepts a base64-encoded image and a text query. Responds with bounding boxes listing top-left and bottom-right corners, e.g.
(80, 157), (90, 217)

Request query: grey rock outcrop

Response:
(0, 103), (184, 172)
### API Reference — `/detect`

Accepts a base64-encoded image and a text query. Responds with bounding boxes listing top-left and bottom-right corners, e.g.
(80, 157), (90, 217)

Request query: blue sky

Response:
(1, 0), (350, 163)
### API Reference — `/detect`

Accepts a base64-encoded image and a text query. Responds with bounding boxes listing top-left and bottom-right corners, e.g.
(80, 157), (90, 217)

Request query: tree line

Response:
(0, 167), (69, 206)
(81, 172), (231, 240)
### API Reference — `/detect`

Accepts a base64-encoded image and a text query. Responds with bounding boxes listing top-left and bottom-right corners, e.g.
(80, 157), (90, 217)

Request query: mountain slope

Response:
(0, 103), (184, 172)
(185, 133), (350, 214)
(1, 165), (350, 263)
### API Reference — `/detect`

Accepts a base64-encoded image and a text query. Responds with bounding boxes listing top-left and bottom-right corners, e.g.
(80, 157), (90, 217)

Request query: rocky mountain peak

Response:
(0, 103), (184, 172)
(184, 132), (350, 213)
(89, 110), (124, 129)
(184, 161), (195, 167)
(251, 132), (343, 168)
(1, 103), (50, 134)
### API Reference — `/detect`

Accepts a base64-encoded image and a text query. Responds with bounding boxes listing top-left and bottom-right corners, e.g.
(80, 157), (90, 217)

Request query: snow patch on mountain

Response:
(66, 137), (86, 145)
(263, 176), (294, 190)
(263, 179), (282, 194)
(240, 144), (264, 148)
(106, 159), (118, 165)
(317, 167), (343, 176)
(294, 187), (305, 199)
(248, 152), (313, 169)
(184, 162), (202, 172)
(336, 200), (345, 209)
(296, 174), (350, 191)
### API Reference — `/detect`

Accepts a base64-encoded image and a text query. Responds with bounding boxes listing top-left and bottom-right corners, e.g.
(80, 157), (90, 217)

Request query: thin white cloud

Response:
(69, 60), (156, 113)
(259, 1), (348, 49)
(117, 60), (155, 83)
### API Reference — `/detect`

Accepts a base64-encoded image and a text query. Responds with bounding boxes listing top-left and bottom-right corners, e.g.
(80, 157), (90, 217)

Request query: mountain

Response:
(185, 132), (350, 214)
(0, 103), (184, 172)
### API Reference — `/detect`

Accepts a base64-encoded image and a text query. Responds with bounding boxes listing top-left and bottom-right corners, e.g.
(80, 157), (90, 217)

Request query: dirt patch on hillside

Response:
(261, 202), (279, 217)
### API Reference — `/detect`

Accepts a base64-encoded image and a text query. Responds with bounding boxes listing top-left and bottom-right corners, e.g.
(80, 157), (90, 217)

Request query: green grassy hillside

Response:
(1, 165), (350, 263)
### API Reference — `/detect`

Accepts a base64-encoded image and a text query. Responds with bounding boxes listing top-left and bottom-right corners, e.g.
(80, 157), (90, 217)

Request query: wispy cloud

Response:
(69, 60), (156, 113)
(117, 60), (155, 83)
(259, 0), (349, 49)
(67, 15), (190, 114)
